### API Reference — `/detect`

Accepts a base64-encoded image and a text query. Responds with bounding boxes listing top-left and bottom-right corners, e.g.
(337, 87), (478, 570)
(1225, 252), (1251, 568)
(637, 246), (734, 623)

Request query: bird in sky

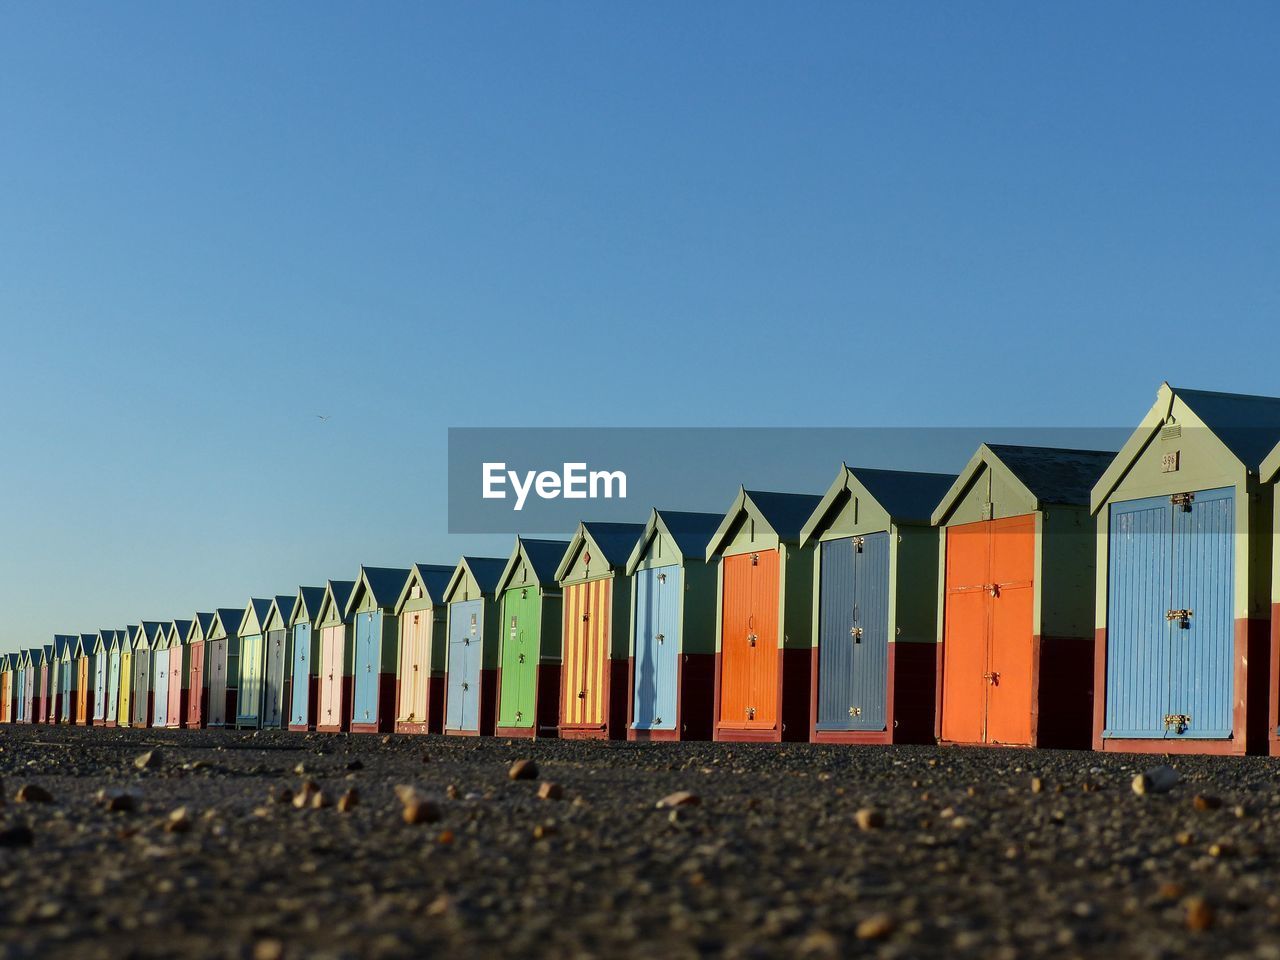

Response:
(316, 414), (331, 422)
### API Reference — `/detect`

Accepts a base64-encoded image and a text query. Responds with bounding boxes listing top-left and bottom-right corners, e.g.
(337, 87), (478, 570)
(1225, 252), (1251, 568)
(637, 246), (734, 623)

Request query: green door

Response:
(497, 587), (540, 728)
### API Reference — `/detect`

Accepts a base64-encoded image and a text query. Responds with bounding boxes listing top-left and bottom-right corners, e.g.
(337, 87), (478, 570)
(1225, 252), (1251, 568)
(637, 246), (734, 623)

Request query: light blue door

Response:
(352, 612), (381, 726)
(447, 600), (482, 731)
(154, 655), (170, 726)
(632, 565), (680, 730)
(291, 623), (312, 726)
(1105, 488), (1234, 740)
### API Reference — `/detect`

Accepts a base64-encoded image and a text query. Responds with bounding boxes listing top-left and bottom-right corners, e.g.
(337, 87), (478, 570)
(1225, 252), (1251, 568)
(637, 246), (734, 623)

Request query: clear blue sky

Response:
(1, 2), (1277, 649)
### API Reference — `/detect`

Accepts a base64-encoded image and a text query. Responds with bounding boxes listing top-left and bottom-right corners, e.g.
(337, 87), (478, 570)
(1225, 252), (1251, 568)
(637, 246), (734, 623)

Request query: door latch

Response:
(848, 706), (862, 718)
(655, 633), (665, 645)
(747, 633), (757, 647)
(461, 682), (470, 691)
(850, 626), (863, 642)
(1164, 713), (1192, 734)
(746, 706), (756, 720)
(577, 690), (586, 699)
(1171, 492), (1195, 511)
(983, 671), (999, 686)
(853, 536), (865, 553)
(518, 653), (526, 664)
(1166, 609), (1193, 628)
(989, 584), (1000, 598)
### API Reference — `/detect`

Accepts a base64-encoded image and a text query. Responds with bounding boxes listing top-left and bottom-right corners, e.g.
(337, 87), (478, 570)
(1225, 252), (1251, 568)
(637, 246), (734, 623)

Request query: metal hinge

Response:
(1164, 714), (1191, 734)
(1166, 609), (1193, 627)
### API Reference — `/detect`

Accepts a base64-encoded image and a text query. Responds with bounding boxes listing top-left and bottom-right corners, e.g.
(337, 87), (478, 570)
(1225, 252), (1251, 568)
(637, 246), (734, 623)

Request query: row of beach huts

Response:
(4, 383), (1280, 756)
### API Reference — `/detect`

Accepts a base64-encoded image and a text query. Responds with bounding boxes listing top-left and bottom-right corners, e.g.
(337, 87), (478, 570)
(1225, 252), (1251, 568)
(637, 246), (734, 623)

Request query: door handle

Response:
(982, 672), (999, 685)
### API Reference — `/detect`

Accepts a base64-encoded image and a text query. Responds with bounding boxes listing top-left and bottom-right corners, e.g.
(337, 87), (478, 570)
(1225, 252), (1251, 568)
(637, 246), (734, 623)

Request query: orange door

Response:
(561, 580), (610, 727)
(77, 660), (88, 721)
(718, 551), (780, 729)
(941, 516), (1036, 745)
(985, 515), (1035, 745)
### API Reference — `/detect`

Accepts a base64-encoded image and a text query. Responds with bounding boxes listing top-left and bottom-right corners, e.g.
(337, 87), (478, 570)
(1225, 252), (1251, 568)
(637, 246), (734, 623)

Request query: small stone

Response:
(1132, 764), (1179, 795)
(1175, 831), (1196, 846)
(508, 759), (538, 781)
(97, 789), (136, 812)
(310, 790), (330, 809)
(253, 939), (284, 960)
(338, 790), (359, 813)
(856, 913), (895, 940)
(445, 784), (459, 800)
(381, 735), (392, 745)
(1184, 896), (1214, 932)
(797, 930), (839, 959)
(436, 830), (455, 845)
(656, 791), (700, 809)
(293, 762), (308, 776)
(855, 808), (884, 831)
(537, 782), (563, 801)
(165, 808), (192, 833)
(533, 822), (558, 839)
(134, 750), (162, 771)
(1192, 794), (1222, 812)
(426, 895), (453, 916)
(1208, 841), (1234, 858)
(1030, 777), (1044, 794)
(396, 786), (440, 824)
(15, 784), (53, 804)
(1233, 805), (1248, 819)
(950, 816), (971, 830)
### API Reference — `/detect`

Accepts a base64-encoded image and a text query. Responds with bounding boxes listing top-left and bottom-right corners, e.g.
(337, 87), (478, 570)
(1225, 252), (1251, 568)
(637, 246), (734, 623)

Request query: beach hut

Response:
(441, 557), (507, 737)
(392, 565), (454, 735)
(259, 596), (295, 730)
(20, 649), (36, 723)
(315, 580), (357, 733)
(555, 522), (646, 740)
(0, 654), (12, 723)
(164, 620), (190, 728)
(206, 608), (244, 728)
(705, 490), (823, 743)
(128, 622), (163, 728)
(1091, 385), (1280, 756)
(152, 628), (172, 728)
(12, 652), (26, 724)
(287, 587), (326, 732)
(799, 466), (956, 744)
(234, 598), (273, 729)
(1264, 443), (1280, 756)
(622, 512), (722, 741)
(37, 644), (54, 724)
(56, 635), (77, 723)
(74, 634), (95, 725)
(184, 613), (214, 728)
(345, 567), (410, 734)
(91, 631), (113, 724)
(492, 540), (567, 738)
(932, 444), (1113, 749)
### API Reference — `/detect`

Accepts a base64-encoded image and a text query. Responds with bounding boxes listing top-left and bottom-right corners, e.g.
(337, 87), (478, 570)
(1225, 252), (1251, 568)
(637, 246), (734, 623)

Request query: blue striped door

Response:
(632, 565), (680, 730)
(817, 534), (890, 731)
(1168, 487), (1234, 739)
(447, 600), (482, 731)
(816, 538), (856, 730)
(353, 612), (380, 725)
(291, 623), (311, 726)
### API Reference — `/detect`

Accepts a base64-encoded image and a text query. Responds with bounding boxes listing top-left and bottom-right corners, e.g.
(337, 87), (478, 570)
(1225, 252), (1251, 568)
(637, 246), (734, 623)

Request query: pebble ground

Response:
(1, 725), (1279, 959)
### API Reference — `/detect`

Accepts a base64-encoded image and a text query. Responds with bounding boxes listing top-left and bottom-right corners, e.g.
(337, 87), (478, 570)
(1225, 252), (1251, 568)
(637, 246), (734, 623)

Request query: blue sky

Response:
(1, 2), (1277, 648)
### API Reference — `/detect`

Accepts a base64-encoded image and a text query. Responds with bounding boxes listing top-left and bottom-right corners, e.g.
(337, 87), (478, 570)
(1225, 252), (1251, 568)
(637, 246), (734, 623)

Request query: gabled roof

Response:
(394, 563), (456, 612)
(52, 635), (76, 658)
(345, 566), (412, 617)
(237, 598), (274, 637)
(444, 556), (509, 602)
(169, 619), (192, 645)
(493, 538), (570, 595)
(625, 509), (723, 575)
(210, 608), (245, 639)
(705, 488), (825, 560)
(77, 633), (96, 657)
(266, 595), (296, 631)
(800, 465), (956, 545)
(291, 587), (327, 626)
(933, 443), (1114, 525)
(318, 580), (357, 624)
(186, 613), (214, 644)
(1094, 383), (1280, 511)
(554, 521), (647, 581)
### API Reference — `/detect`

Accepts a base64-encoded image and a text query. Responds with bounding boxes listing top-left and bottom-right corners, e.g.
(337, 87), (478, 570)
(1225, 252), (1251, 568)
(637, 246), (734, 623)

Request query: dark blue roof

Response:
(295, 588), (326, 623)
(410, 564), (455, 604)
(848, 467), (956, 524)
(987, 444), (1115, 506)
(460, 557), (508, 594)
(194, 612), (214, 636)
(171, 619), (192, 640)
(327, 581), (357, 619)
(745, 490), (825, 542)
(653, 510), (723, 557)
(581, 522), (646, 567)
(272, 596), (296, 626)
(517, 540), (569, 585)
(361, 567), (412, 609)
(1175, 386), (1280, 469)
(213, 610), (243, 635)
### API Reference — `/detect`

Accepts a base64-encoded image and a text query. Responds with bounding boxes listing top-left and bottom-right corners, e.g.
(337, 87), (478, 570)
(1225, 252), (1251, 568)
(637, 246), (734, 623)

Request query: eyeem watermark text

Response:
(482, 462), (628, 511)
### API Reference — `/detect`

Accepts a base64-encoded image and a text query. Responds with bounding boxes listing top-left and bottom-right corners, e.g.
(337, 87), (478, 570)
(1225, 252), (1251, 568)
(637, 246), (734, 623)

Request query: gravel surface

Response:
(2, 725), (1280, 959)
